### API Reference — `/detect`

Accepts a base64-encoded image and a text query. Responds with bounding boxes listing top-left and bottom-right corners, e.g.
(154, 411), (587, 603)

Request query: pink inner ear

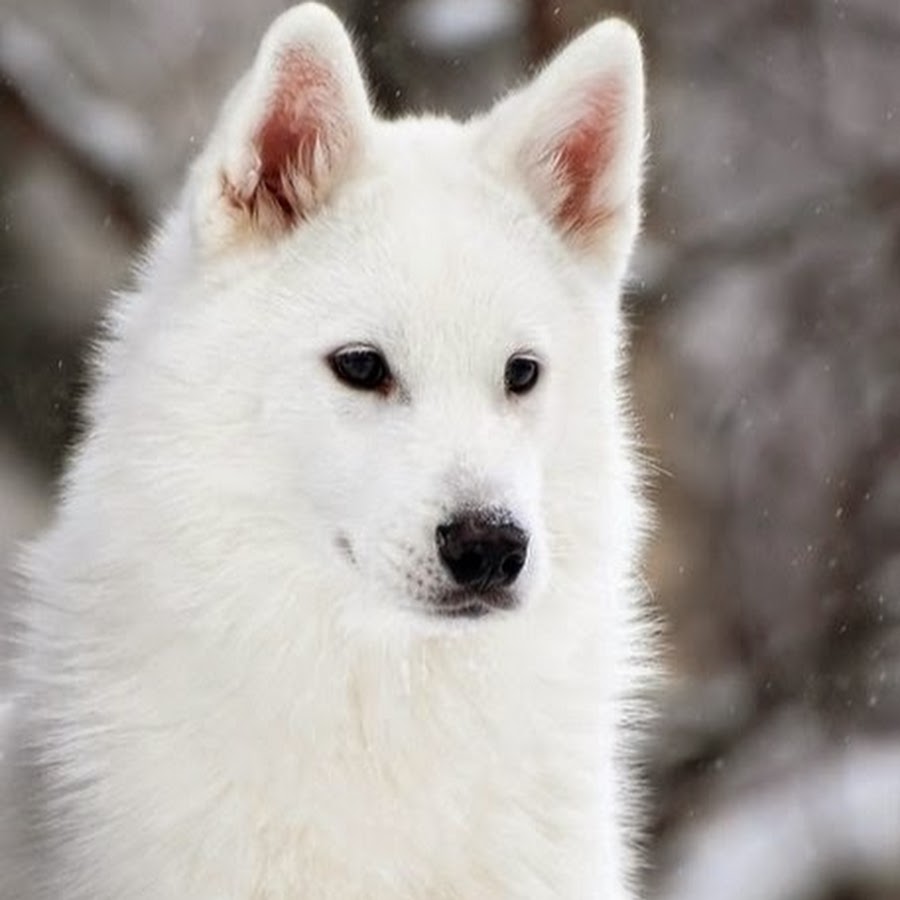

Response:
(551, 80), (623, 238)
(229, 49), (348, 227)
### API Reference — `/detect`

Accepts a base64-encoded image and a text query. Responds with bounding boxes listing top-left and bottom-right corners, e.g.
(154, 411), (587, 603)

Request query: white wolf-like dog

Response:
(1, 4), (649, 897)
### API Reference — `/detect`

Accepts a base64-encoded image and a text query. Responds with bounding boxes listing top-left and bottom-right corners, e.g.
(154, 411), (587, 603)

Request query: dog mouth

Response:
(427, 588), (520, 620)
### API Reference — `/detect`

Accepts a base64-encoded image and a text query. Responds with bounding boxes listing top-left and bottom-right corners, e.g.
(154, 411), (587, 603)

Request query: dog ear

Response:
(192, 3), (371, 251)
(480, 20), (645, 268)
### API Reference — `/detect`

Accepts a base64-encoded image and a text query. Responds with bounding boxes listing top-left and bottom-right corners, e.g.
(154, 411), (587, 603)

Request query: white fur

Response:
(1, 5), (650, 898)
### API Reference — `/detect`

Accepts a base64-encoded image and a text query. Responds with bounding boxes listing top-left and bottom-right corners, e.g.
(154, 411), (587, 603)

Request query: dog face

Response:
(115, 4), (644, 632)
(220, 171), (571, 626)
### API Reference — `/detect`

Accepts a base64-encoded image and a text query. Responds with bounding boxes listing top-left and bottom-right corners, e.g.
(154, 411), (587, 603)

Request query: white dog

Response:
(1, 4), (650, 897)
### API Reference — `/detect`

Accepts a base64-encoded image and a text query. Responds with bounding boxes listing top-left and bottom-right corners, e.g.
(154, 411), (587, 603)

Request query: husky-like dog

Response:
(1, 4), (649, 897)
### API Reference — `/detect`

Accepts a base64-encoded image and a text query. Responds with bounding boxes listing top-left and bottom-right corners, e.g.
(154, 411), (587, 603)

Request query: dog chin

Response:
(427, 588), (521, 620)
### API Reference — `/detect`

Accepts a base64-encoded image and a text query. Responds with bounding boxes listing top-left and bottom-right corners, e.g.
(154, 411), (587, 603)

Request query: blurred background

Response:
(1, 0), (898, 897)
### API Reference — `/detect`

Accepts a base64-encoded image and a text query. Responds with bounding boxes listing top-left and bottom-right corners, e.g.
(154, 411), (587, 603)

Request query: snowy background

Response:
(1, 1), (898, 897)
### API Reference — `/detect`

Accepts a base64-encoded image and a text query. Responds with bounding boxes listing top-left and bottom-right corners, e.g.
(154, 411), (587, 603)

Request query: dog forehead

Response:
(357, 203), (561, 356)
(352, 128), (569, 312)
(255, 118), (583, 352)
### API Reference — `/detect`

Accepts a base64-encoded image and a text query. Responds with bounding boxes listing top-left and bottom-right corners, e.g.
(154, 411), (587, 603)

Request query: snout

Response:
(435, 511), (529, 604)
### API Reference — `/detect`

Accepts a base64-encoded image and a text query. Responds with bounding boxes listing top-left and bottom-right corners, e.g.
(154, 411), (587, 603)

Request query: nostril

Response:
(500, 551), (525, 581)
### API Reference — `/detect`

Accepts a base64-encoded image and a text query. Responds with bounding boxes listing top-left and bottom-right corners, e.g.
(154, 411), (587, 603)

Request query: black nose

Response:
(435, 513), (529, 592)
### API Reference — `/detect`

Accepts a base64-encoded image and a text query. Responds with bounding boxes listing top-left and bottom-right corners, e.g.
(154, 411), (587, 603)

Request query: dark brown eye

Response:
(329, 346), (391, 392)
(504, 355), (540, 395)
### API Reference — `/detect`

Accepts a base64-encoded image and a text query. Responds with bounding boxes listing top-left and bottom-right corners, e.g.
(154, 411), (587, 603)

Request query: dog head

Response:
(111, 3), (645, 633)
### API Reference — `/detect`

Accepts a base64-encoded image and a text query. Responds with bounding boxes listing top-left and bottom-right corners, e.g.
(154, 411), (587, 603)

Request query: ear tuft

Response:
(194, 3), (370, 250)
(548, 78), (625, 238)
(230, 47), (350, 227)
(481, 19), (645, 264)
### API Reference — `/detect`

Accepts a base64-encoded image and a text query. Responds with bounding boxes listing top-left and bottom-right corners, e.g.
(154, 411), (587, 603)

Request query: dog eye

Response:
(329, 346), (392, 392)
(504, 355), (540, 395)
